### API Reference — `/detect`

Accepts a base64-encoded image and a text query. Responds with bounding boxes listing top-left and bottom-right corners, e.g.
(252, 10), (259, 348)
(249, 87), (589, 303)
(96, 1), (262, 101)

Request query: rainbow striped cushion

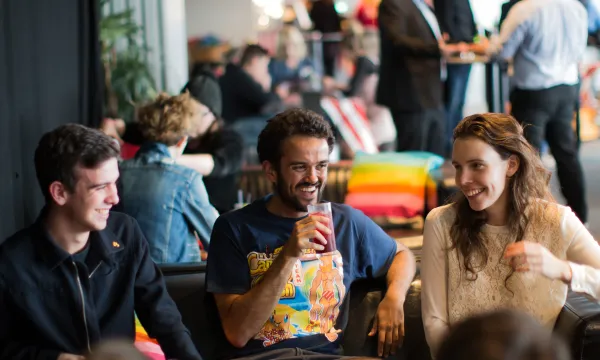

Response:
(135, 316), (166, 360)
(345, 152), (444, 225)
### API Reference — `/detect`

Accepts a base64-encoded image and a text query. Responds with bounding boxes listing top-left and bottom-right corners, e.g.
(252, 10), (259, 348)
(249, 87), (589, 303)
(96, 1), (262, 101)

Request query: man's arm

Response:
(212, 215), (329, 348)
(178, 154), (215, 176)
(379, 0), (441, 57)
(481, 3), (531, 60)
(355, 211), (416, 358)
(130, 218), (202, 360)
(214, 252), (298, 348)
(183, 128), (244, 179)
(385, 240), (417, 302)
(368, 240), (417, 357)
(433, 0), (455, 40)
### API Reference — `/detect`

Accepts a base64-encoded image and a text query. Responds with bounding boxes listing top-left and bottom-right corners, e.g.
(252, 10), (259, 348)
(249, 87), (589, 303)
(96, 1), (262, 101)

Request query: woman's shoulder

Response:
(425, 204), (457, 228)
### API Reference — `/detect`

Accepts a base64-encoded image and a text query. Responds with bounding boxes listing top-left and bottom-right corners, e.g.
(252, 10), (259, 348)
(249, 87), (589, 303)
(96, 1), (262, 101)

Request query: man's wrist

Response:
(384, 282), (407, 303)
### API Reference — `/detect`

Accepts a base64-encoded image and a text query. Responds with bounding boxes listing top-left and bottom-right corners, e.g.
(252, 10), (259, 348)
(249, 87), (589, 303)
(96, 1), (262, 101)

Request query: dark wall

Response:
(0, 0), (102, 239)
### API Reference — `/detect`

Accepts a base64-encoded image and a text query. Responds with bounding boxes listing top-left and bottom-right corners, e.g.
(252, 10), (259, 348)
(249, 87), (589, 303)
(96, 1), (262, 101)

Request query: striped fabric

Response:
(135, 316), (166, 360)
(344, 152), (444, 225)
(320, 97), (379, 154)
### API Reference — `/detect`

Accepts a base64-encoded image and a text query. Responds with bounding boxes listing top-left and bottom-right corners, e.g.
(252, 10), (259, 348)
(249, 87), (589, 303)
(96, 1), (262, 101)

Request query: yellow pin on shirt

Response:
(112, 241), (120, 248)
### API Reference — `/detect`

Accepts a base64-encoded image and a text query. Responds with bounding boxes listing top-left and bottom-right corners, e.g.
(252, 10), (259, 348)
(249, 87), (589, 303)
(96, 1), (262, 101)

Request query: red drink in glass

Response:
(307, 202), (337, 254)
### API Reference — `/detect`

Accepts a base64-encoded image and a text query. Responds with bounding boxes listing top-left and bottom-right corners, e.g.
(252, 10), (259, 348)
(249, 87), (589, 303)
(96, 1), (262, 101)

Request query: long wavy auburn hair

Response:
(449, 113), (555, 282)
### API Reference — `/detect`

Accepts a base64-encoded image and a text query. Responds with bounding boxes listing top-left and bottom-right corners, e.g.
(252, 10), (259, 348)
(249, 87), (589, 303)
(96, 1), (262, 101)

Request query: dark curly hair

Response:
(437, 309), (569, 360)
(450, 113), (554, 282)
(34, 124), (120, 204)
(257, 108), (335, 168)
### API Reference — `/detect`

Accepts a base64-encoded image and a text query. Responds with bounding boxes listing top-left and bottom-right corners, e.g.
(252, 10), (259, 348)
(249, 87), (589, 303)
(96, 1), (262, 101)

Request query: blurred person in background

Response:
(269, 25), (315, 97)
(377, 0), (467, 156)
(101, 72), (244, 214)
(116, 92), (219, 263)
(310, 0), (343, 77)
(433, 0), (477, 156)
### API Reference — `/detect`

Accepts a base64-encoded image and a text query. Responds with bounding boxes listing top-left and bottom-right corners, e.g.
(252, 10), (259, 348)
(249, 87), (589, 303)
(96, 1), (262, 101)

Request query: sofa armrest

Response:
(555, 291), (600, 360)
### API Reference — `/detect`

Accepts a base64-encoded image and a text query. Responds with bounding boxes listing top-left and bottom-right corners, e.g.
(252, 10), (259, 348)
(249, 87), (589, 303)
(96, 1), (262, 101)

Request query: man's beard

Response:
(275, 172), (323, 212)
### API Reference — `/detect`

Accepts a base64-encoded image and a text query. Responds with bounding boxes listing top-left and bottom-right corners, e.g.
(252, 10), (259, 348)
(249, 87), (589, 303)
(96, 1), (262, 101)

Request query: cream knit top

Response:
(421, 203), (600, 356)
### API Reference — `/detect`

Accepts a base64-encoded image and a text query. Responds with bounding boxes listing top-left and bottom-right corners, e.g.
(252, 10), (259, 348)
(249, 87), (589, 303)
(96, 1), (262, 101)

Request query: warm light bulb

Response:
(334, 1), (349, 13)
(258, 14), (270, 27)
(264, 3), (284, 19)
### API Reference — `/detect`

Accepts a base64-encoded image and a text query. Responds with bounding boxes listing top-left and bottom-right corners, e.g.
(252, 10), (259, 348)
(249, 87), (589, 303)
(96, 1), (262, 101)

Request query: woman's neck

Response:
(485, 189), (510, 226)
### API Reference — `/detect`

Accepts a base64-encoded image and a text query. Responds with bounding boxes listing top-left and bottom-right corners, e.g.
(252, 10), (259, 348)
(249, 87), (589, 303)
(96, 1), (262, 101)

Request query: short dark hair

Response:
(240, 44), (269, 67)
(257, 108), (335, 168)
(437, 309), (570, 360)
(34, 124), (120, 203)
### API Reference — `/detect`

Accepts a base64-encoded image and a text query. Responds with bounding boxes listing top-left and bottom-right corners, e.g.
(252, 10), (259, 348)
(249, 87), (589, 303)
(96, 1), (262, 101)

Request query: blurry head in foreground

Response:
(437, 309), (571, 360)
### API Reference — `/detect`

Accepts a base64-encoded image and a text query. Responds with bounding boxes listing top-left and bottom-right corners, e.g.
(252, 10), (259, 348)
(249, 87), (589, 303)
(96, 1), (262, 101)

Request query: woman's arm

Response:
(564, 209), (600, 300)
(421, 208), (450, 357)
(177, 154), (214, 176)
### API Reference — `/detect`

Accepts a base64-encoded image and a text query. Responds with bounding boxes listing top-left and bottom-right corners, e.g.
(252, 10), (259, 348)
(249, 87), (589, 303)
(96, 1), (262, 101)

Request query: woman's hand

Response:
(504, 241), (572, 283)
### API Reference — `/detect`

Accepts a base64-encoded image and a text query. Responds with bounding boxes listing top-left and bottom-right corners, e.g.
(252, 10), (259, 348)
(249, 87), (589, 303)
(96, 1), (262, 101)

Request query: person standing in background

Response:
(310, 0), (343, 77)
(377, 0), (466, 156)
(476, 0), (589, 224)
(433, 0), (477, 156)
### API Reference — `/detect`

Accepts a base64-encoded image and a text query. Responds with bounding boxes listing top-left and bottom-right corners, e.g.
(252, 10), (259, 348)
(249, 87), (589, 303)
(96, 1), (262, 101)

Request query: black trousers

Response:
(391, 108), (445, 157)
(510, 84), (588, 223)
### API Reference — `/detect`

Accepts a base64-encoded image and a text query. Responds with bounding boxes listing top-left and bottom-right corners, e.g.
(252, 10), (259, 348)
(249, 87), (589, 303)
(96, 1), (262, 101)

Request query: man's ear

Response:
(263, 161), (277, 184)
(507, 154), (520, 178)
(48, 181), (69, 206)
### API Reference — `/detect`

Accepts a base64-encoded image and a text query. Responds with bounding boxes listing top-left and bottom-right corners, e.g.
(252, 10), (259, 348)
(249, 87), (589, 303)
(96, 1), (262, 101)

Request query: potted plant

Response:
(100, 0), (157, 121)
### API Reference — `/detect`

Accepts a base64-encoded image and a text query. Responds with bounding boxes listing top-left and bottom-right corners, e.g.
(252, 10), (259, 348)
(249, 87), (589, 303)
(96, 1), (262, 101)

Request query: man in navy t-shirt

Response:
(206, 108), (417, 359)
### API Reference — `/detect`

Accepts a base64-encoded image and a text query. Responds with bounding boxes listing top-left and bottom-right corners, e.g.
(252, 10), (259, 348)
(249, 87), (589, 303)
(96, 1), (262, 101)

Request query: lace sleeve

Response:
(564, 208), (600, 301)
(421, 208), (450, 357)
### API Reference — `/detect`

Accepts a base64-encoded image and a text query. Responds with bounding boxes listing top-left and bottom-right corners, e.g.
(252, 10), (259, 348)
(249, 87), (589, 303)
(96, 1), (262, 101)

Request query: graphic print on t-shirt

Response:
(247, 247), (346, 347)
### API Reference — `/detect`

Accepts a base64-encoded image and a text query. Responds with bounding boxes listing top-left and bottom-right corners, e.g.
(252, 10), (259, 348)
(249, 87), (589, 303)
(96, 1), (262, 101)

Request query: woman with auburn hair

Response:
(421, 113), (600, 357)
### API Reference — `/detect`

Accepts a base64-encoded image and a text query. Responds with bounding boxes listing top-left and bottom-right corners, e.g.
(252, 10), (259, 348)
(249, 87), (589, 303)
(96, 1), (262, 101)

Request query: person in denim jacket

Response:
(116, 92), (219, 263)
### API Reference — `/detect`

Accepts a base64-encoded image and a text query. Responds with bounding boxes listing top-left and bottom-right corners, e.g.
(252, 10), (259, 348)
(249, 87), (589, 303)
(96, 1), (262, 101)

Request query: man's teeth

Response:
(465, 189), (484, 197)
(300, 186), (316, 192)
(96, 209), (110, 215)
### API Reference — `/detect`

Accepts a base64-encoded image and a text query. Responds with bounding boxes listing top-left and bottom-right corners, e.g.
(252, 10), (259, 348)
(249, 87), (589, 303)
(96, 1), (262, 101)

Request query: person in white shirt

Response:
(421, 112), (600, 358)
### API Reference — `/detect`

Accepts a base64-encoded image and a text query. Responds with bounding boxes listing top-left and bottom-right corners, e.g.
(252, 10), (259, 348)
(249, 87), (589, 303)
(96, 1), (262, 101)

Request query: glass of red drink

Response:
(307, 202), (336, 254)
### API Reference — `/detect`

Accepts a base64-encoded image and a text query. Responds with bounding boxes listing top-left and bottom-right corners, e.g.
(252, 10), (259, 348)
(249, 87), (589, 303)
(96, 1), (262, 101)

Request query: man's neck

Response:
(266, 195), (307, 219)
(45, 208), (90, 255)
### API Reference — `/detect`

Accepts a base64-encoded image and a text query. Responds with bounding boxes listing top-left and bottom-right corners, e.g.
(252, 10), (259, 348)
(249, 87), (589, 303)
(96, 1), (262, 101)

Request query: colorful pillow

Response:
(134, 316), (166, 360)
(344, 151), (444, 226)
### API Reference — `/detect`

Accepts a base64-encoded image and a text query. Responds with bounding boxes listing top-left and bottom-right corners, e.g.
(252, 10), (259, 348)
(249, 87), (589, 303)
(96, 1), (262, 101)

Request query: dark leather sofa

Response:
(160, 262), (600, 360)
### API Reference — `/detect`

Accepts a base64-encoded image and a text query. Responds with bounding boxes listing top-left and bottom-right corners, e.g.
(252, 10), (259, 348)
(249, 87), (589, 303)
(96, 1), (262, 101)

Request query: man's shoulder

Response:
(332, 202), (367, 222)
(104, 211), (143, 247)
(0, 226), (36, 264)
(216, 200), (264, 225)
(121, 158), (200, 186)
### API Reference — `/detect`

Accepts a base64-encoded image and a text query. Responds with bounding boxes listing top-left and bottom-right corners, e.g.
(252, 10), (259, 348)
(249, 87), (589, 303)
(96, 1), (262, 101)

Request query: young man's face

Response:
(190, 99), (216, 137)
(269, 136), (330, 213)
(61, 158), (120, 232)
(247, 55), (270, 77)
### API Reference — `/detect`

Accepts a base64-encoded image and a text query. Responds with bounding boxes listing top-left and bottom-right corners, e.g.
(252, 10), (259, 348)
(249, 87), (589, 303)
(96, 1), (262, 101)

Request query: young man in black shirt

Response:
(0, 124), (202, 359)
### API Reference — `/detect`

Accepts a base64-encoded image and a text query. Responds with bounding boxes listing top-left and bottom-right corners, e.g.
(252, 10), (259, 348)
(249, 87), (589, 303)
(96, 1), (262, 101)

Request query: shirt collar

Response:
(34, 207), (124, 270)
(136, 142), (173, 160)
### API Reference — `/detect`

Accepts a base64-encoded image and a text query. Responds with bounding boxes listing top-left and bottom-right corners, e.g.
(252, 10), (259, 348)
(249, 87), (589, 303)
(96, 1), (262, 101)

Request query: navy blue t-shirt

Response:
(206, 195), (397, 359)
